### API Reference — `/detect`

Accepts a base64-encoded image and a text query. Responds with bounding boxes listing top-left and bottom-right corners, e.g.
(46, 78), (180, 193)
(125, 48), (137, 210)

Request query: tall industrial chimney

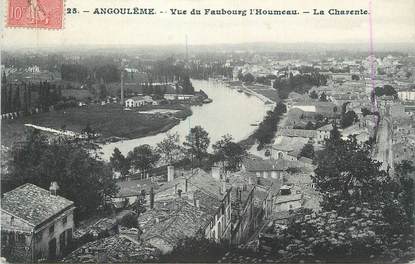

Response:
(120, 70), (124, 106)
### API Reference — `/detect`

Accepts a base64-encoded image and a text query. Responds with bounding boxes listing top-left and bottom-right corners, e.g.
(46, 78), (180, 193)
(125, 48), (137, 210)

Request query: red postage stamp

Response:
(6, 0), (64, 29)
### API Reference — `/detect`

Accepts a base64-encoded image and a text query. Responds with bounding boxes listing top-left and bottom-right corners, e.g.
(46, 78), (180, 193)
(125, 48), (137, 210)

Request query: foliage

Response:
(240, 73), (255, 84)
(262, 126), (415, 263)
(374, 85), (397, 98)
(127, 145), (160, 178)
(160, 237), (229, 263)
(184, 126), (210, 163)
(61, 64), (89, 82)
(273, 72), (327, 99)
(6, 130), (118, 220)
(156, 132), (185, 165)
(253, 102), (286, 149)
(119, 213), (138, 228)
(361, 107), (373, 117)
(179, 75), (195, 94)
(267, 207), (415, 263)
(309, 90), (318, 99)
(313, 125), (391, 212)
(341, 110), (358, 128)
(319, 92), (328, 102)
(299, 143), (314, 159)
(95, 64), (120, 83)
(110, 147), (130, 178)
(212, 134), (247, 172)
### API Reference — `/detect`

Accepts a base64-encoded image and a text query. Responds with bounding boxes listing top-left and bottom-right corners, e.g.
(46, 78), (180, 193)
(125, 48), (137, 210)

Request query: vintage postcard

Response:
(1, 0), (415, 263)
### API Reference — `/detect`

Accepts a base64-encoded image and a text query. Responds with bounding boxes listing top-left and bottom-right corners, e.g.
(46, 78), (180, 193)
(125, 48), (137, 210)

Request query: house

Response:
(273, 185), (303, 212)
(62, 235), (160, 263)
(125, 96), (154, 108)
(138, 198), (220, 254)
(398, 89), (415, 102)
(110, 179), (159, 209)
(271, 136), (311, 160)
(241, 156), (300, 182)
(1, 183), (75, 262)
(316, 124), (334, 144)
(289, 102), (340, 119)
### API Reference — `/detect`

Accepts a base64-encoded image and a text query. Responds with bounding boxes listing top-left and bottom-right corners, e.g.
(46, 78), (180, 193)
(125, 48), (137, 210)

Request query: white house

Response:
(125, 96), (155, 108)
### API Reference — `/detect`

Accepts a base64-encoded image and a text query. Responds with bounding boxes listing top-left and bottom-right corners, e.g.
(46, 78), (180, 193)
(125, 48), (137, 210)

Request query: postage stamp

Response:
(6, 0), (63, 29)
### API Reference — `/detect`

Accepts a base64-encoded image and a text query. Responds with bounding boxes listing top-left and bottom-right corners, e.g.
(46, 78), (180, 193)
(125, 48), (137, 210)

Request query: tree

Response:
(299, 143), (314, 159)
(212, 134), (247, 172)
(309, 90), (319, 99)
(305, 121), (315, 130)
(361, 107), (372, 117)
(313, 127), (394, 213)
(180, 75), (195, 95)
(242, 73), (255, 84)
(184, 126), (210, 164)
(319, 92), (328, 102)
(110, 147), (130, 179)
(265, 130), (415, 263)
(161, 237), (229, 263)
(119, 213), (138, 228)
(6, 130), (118, 220)
(156, 132), (184, 165)
(127, 145), (160, 179)
(341, 110), (358, 128)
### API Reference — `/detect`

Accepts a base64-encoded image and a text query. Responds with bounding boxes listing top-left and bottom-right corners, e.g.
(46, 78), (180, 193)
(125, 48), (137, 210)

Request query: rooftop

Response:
(1, 183), (74, 227)
(63, 235), (160, 263)
(139, 199), (210, 247)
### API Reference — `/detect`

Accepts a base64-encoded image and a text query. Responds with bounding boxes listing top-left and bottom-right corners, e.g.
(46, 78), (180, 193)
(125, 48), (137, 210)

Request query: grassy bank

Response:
(1, 104), (192, 147)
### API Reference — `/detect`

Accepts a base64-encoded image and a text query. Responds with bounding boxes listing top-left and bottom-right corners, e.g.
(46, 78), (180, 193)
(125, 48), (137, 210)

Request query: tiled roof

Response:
(317, 124), (333, 132)
(63, 235), (160, 263)
(1, 183), (74, 226)
(277, 128), (316, 139)
(139, 199), (210, 247)
(115, 179), (160, 198)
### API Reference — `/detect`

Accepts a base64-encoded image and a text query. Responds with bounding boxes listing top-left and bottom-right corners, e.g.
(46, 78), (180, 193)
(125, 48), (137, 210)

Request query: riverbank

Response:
(1, 104), (192, 147)
(221, 79), (279, 104)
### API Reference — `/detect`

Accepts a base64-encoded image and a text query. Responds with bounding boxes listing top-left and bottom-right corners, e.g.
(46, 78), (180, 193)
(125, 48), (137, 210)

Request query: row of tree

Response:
(253, 102), (287, 149)
(110, 128), (247, 179)
(273, 72), (328, 99)
(1, 77), (65, 114)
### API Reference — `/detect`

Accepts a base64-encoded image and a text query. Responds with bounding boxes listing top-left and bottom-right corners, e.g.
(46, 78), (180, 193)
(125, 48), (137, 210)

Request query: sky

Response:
(1, 0), (414, 49)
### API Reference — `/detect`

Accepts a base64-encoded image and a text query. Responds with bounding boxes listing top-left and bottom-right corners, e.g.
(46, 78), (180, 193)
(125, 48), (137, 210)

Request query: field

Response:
(1, 104), (191, 147)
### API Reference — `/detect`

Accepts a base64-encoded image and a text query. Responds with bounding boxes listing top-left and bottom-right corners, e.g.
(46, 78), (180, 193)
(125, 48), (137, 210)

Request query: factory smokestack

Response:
(120, 70), (124, 106)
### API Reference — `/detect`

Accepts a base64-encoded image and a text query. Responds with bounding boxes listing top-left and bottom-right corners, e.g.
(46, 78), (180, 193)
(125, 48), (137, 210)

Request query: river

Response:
(100, 79), (272, 160)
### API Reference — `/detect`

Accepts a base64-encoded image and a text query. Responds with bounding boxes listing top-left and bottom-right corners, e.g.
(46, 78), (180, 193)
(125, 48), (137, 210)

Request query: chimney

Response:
(178, 189), (182, 198)
(120, 70), (124, 106)
(150, 187), (154, 209)
(195, 199), (200, 208)
(222, 180), (227, 194)
(167, 165), (175, 182)
(248, 177), (252, 185)
(185, 178), (188, 193)
(211, 166), (220, 180)
(188, 192), (194, 203)
(49, 182), (59, 196)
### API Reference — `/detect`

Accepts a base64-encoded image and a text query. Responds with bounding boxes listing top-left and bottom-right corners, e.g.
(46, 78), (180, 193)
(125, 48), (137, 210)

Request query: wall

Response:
(33, 207), (75, 261)
(1, 211), (34, 263)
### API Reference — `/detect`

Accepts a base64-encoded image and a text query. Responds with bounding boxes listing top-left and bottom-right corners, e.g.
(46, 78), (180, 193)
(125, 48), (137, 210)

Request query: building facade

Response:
(1, 183), (75, 263)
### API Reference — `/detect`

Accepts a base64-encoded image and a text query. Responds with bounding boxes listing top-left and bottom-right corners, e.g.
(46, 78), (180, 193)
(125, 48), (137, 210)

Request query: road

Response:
(372, 112), (394, 174)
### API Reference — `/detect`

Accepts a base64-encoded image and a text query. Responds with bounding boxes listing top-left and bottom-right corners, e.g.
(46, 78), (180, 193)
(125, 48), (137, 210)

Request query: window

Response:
(49, 224), (55, 236)
(62, 216), (67, 225)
